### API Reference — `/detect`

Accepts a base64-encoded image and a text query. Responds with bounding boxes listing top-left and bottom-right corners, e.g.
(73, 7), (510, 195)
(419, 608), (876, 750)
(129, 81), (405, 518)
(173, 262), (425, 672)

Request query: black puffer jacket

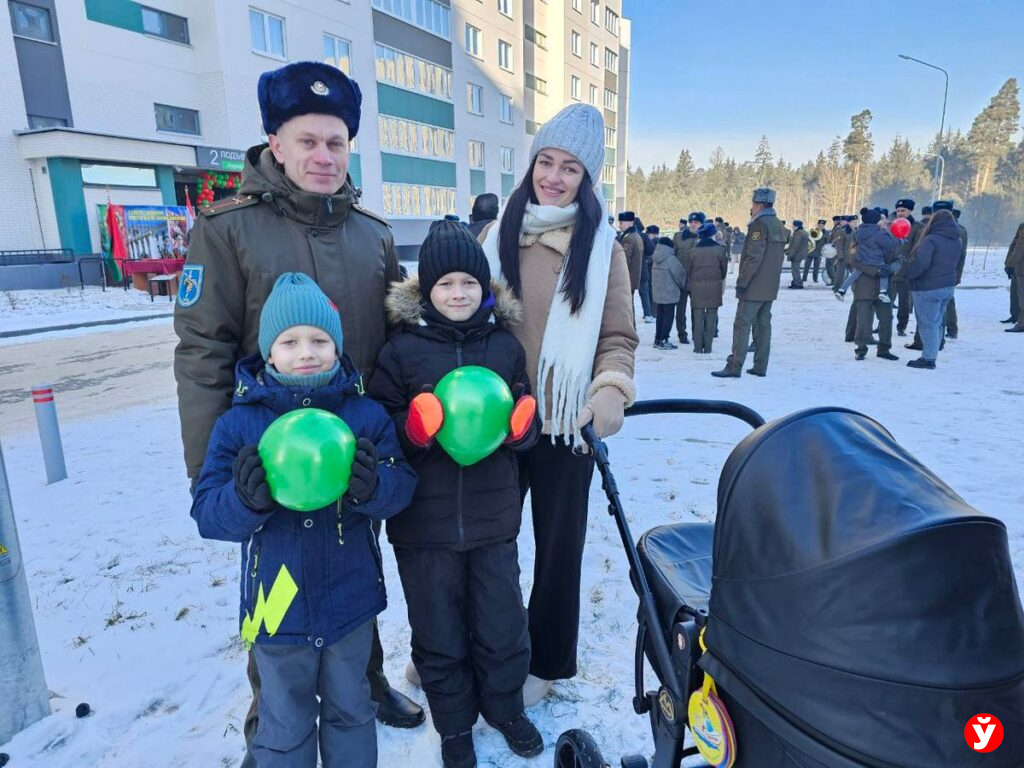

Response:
(366, 278), (535, 550)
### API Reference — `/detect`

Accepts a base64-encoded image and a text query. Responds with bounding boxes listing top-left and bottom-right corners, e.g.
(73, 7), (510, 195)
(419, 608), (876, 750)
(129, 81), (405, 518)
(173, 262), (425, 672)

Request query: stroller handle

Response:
(625, 398), (766, 430)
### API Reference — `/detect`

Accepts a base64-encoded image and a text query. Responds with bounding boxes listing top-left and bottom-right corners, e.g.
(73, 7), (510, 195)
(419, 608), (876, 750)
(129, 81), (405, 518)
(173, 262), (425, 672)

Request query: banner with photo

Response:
(97, 205), (190, 262)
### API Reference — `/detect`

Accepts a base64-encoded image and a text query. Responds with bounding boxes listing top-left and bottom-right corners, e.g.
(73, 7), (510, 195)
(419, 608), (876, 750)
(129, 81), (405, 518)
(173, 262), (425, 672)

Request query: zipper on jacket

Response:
(366, 526), (385, 589)
(457, 467), (465, 549)
(243, 535), (255, 607)
(336, 499), (344, 545)
(456, 341), (463, 367)
(248, 543), (261, 611)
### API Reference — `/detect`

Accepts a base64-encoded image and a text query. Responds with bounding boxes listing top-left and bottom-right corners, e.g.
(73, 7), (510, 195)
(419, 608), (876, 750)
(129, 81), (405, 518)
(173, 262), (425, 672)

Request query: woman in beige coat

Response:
(479, 103), (638, 706)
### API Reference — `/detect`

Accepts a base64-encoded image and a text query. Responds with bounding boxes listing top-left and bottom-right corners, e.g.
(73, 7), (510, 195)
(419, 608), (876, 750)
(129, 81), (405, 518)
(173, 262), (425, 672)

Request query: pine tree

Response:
(966, 78), (1020, 195)
(842, 110), (874, 207)
(753, 135), (773, 184)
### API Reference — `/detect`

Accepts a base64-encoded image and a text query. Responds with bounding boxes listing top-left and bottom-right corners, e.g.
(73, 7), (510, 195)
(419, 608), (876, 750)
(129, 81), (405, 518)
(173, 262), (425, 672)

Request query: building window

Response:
(81, 164), (157, 188)
(373, 0), (450, 39)
(468, 140), (485, 170)
(605, 7), (619, 34)
(525, 24), (547, 50)
(375, 43), (452, 100)
(570, 30), (581, 57)
(155, 103), (200, 135)
(589, 41), (599, 66)
(590, 0), (599, 25)
(500, 146), (514, 174)
(603, 87), (616, 111)
(323, 34), (352, 73)
(499, 94), (513, 124)
(526, 73), (547, 95)
(605, 125), (616, 147)
(589, 84), (598, 105)
(381, 183), (457, 217)
(141, 5), (189, 44)
(497, 39), (513, 72)
(605, 47), (617, 71)
(497, 0), (511, 18)
(465, 23), (482, 57)
(10, 1), (54, 42)
(250, 8), (285, 58)
(28, 115), (67, 129)
(570, 75), (580, 101)
(571, 0), (581, 12)
(602, 164), (615, 184)
(467, 82), (483, 115)
(378, 115), (454, 160)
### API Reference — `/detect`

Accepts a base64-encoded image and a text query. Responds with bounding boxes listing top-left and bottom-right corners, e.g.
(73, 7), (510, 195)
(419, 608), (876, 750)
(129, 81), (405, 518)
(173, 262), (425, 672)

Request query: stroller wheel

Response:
(554, 729), (608, 768)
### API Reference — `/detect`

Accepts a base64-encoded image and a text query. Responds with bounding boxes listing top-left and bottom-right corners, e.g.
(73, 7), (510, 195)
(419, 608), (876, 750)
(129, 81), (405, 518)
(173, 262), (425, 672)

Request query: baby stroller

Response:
(555, 400), (1024, 768)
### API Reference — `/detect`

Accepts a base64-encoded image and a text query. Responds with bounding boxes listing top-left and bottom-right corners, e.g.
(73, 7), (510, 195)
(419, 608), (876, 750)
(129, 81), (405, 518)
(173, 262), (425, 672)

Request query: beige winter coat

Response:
(480, 222), (638, 433)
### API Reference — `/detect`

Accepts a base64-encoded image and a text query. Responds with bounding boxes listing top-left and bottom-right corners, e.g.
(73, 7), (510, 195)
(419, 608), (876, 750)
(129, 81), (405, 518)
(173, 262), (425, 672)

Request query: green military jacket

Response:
(173, 145), (401, 478)
(737, 212), (787, 302)
(787, 228), (810, 262)
(1006, 222), (1024, 271)
(618, 229), (644, 292)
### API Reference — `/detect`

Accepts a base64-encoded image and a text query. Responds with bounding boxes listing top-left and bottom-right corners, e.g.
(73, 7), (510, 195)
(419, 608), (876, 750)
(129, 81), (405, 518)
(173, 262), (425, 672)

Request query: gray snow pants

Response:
(251, 620), (377, 768)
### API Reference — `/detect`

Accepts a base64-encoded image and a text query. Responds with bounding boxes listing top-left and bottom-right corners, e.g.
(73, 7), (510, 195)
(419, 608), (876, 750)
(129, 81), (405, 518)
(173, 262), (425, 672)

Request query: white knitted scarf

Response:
(482, 199), (616, 441)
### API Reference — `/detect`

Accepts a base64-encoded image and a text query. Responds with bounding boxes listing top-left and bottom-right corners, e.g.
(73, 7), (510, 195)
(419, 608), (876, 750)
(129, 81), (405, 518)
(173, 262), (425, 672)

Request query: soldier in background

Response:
(892, 199), (919, 336)
(1004, 220), (1024, 331)
(803, 218), (828, 284)
(787, 219), (810, 289)
(673, 212), (704, 343)
(616, 211), (645, 322)
(712, 188), (786, 378)
(945, 208), (969, 339)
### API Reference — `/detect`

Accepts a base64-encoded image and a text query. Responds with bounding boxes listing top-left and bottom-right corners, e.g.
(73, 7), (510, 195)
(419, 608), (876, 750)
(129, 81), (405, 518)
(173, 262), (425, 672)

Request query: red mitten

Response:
(505, 395), (537, 444)
(405, 392), (444, 447)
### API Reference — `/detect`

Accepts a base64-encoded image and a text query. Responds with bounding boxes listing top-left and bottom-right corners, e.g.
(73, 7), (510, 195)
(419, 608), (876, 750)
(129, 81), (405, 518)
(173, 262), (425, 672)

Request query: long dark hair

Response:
(910, 209), (954, 258)
(498, 158), (605, 315)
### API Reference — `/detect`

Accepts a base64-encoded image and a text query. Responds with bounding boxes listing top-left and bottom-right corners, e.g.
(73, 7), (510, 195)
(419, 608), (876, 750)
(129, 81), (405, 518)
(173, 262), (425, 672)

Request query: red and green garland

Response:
(195, 171), (242, 206)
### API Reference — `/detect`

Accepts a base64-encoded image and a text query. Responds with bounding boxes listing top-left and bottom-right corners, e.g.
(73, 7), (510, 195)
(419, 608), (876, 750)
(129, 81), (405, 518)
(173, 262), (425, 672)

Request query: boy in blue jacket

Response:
(834, 207), (905, 301)
(191, 272), (417, 768)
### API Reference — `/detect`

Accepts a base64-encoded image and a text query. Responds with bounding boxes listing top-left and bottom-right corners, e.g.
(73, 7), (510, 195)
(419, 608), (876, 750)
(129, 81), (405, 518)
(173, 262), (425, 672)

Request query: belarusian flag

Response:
(105, 200), (128, 283)
(184, 187), (196, 234)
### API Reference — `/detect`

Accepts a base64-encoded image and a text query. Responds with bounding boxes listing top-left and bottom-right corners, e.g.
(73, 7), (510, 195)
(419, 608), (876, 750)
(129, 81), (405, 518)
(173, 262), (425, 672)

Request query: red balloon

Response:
(890, 218), (911, 239)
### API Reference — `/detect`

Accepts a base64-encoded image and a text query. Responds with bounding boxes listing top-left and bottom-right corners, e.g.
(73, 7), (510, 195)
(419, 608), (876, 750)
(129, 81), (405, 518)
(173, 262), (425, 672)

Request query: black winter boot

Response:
(441, 731), (477, 768)
(489, 714), (544, 758)
(369, 668), (426, 729)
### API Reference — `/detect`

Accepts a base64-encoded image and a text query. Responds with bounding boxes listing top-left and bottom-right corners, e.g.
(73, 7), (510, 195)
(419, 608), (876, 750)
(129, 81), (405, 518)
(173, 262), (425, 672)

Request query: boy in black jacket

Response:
(367, 221), (542, 768)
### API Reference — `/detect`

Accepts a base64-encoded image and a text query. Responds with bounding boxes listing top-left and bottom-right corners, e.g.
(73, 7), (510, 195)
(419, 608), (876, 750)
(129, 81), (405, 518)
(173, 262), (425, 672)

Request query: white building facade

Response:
(3, 0), (630, 258)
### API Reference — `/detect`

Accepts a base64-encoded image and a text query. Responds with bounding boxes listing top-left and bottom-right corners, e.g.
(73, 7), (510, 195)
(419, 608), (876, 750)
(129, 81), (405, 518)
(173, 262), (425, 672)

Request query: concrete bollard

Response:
(31, 384), (67, 484)
(0, 442), (52, 744)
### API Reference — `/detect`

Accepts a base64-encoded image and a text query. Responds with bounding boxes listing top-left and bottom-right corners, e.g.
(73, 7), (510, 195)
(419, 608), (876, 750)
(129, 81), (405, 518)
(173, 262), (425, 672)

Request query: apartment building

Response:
(2, 0), (630, 257)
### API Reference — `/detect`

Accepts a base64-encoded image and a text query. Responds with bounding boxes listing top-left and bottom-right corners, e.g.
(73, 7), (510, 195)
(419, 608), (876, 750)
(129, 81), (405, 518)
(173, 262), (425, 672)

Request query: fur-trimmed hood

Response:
(385, 276), (522, 326)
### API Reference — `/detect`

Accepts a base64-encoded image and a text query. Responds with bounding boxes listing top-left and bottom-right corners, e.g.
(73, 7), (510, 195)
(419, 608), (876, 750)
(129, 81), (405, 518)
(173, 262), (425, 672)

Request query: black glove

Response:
(1008, 267), (1016, 278)
(347, 438), (379, 504)
(877, 265), (892, 278)
(233, 446), (275, 512)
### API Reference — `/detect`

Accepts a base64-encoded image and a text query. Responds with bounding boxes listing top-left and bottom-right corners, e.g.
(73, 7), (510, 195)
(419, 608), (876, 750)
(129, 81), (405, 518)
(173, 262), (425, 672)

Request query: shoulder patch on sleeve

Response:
(200, 195), (260, 218)
(178, 264), (204, 307)
(351, 204), (391, 228)
(750, 231), (762, 241)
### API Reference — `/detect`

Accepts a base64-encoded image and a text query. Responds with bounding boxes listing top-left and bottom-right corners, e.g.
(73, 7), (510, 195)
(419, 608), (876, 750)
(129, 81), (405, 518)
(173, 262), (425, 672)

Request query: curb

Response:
(0, 313), (174, 339)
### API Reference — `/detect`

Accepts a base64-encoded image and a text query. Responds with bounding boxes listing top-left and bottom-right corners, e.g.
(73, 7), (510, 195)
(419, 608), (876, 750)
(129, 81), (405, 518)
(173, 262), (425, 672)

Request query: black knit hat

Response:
(860, 207), (882, 225)
(418, 219), (491, 299)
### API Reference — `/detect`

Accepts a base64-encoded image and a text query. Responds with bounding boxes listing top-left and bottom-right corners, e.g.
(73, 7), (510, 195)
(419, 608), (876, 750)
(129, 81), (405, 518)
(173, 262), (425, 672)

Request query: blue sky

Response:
(624, 0), (1024, 170)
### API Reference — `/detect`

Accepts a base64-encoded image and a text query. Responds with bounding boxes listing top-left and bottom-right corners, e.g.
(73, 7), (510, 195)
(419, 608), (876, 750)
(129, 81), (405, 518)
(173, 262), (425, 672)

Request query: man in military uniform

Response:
(1005, 220), (1024, 332)
(173, 61), (426, 763)
(712, 188), (786, 378)
(891, 199), (918, 336)
(802, 219), (828, 284)
(849, 208), (900, 362)
(673, 212), (704, 343)
(787, 219), (810, 288)
(829, 215), (853, 290)
(945, 208), (969, 339)
(616, 211), (645, 321)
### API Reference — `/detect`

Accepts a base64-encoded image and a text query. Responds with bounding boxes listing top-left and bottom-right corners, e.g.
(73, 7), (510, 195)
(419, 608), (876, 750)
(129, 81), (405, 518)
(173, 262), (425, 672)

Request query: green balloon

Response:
(434, 366), (513, 466)
(258, 409), (356, 511)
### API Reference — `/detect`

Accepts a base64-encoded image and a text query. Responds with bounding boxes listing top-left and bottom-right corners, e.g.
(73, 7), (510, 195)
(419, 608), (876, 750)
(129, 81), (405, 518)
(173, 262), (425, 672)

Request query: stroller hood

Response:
(704, 408), (1024, 766)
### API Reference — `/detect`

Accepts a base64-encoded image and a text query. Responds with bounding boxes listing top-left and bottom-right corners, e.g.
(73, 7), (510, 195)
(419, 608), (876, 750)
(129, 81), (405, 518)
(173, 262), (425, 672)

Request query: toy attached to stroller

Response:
(554, 401), (1024, 768)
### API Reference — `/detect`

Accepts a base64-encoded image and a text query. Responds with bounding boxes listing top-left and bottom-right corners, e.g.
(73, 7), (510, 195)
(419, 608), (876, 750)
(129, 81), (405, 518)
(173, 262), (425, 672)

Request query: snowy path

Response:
(0, 262), (1021, 767)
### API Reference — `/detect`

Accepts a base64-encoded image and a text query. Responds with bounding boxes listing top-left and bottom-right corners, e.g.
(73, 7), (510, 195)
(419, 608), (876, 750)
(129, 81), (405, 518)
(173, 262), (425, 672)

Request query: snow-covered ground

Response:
(0, 253), (1020, 767)
(0, 286), (172, 336)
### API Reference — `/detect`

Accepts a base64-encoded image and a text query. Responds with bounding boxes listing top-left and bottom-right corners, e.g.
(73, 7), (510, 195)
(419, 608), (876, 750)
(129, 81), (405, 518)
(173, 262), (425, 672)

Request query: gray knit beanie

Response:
(529, 103), (605, 188)
(258, 272), (344, 359)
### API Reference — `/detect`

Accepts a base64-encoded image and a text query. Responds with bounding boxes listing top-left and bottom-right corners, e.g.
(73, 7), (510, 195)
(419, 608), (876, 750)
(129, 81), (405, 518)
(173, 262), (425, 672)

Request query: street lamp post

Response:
(898, 54), (949, 199)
